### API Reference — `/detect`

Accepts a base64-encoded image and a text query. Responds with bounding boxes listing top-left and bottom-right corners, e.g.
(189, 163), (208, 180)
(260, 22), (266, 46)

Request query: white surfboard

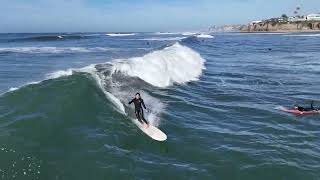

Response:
(133, 119), (167, 141)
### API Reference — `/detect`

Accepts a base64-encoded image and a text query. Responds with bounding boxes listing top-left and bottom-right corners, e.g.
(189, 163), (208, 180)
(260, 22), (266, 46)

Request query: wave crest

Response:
(111, 43), (205, 87)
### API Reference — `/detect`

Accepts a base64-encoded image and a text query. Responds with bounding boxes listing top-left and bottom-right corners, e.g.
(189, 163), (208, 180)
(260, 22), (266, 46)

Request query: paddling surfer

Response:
(293, 101), (318, 112)
(129, 93), (149, 128)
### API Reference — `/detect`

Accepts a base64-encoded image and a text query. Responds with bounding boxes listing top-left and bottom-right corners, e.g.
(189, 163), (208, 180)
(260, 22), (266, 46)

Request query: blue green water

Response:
(0, 32), (319, 180)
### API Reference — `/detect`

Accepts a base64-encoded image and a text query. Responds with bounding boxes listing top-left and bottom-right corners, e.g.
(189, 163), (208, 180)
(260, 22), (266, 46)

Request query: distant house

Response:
(250, 20), (262, 25)
(288, 16), (306, 22)
(265, 17), (286, 23)
(306, 14), (320, 21)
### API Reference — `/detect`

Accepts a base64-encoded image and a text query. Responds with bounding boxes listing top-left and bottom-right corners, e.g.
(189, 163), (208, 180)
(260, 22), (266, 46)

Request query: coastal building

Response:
(250, 20), (262, 25)
(265, 18), (286, 23)
(288, 16), (306, 22)
(306, 14), (320, 21)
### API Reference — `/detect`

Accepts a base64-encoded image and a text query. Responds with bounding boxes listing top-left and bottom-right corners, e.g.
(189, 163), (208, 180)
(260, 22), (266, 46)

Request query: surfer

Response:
(293, 101), (318, 112)
(129, 93), (149, 128)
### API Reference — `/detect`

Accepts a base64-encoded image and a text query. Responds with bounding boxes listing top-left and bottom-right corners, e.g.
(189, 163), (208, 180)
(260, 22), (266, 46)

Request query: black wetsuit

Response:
(129, 98), (148, 124)
(297, 101), (317, 111)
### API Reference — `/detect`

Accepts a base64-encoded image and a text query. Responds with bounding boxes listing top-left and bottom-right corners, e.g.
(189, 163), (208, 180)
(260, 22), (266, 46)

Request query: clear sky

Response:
(0, 0), (319, 33)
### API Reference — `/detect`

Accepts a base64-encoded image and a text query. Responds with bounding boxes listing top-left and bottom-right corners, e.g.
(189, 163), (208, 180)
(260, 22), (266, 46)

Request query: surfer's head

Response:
(135, 93), (141, 99)
(294, 104), (298, 109)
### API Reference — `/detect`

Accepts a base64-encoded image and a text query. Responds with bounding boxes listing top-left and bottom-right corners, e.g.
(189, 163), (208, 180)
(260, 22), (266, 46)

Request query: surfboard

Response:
(132, 119), (167, 141)
(280, 107), (320, 116)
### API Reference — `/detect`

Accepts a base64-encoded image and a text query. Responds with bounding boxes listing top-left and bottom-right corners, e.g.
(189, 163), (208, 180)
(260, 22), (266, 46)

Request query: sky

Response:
(0, 0), (319, 32)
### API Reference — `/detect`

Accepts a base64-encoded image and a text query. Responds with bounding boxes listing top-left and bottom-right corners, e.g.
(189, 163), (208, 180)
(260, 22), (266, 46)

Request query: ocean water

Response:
(0, 32), (320, 180)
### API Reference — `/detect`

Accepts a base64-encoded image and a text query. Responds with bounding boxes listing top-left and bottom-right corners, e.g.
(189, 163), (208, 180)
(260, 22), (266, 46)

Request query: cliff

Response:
(240, 21), (320, 32)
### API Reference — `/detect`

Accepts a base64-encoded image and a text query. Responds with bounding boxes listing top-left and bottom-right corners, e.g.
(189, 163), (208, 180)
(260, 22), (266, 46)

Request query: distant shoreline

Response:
(239, 29), (320, 33)
(240, 21), (320, 33)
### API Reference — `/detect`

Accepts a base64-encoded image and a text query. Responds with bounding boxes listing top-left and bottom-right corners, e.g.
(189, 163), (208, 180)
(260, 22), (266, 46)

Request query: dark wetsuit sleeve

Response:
(141, 99), (146, 109)
(129, 99), (134, 105)
(298, 106), (304, 111)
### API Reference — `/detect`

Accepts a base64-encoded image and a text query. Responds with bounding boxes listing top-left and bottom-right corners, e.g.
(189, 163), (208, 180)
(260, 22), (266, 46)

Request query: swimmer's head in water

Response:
(135, 93), (141, 99)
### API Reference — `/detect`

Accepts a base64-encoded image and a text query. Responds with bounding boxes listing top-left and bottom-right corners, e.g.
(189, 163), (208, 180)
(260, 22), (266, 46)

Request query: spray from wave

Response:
(111, 43), (205, 87)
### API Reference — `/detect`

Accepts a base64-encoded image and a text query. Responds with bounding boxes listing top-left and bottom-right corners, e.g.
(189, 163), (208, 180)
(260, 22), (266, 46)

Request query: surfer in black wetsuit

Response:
(129, 93), (149, 127)
(294, 101), (318, 112)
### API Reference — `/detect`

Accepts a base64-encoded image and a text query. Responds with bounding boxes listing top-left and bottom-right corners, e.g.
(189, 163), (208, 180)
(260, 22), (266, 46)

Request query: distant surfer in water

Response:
(129, 93), (149, 128)
(293, 101), (318, 112)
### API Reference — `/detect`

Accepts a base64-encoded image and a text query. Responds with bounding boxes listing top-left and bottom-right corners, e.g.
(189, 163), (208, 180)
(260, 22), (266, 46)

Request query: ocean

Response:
(0, 32), (319, 180)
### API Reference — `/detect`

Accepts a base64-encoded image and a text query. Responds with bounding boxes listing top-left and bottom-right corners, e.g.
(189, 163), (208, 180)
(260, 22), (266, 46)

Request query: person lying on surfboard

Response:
(129, 93), (149, 128)
(293, 101), (318, 112)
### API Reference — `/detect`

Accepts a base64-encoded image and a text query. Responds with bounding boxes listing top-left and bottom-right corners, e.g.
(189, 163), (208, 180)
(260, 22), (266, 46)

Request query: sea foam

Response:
(196, 34), (214, 38)
(111, 43), (205, 87)
(106, 33), (136, 37)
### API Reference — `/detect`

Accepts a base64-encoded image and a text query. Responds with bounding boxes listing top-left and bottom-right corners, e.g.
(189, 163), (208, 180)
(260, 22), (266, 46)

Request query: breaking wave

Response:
(111, 43), (205, 87)
(4, 43), (205, 127)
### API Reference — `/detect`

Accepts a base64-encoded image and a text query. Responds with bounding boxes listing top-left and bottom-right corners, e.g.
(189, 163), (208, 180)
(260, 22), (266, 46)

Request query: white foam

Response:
(46, 69), (74, 79)
(106, 33), (136, 37)
(46, 64), (97, 79)
(182, 32), (198, 36)
(196, 34), (214, 38)
(0, 47), (114, 54)
(111, 43), (205, 87)
(154, 32), (179, 35)
(8, 87), (18, 92)
(2, 81), (42, 95)
(139, 37), (187, 41)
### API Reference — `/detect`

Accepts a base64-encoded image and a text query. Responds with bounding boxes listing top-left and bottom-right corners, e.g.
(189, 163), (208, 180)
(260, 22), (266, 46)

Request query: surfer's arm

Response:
(128, 99), (134, 105)
(311, 101), (314, 110)
(141, 99), (146, 109)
